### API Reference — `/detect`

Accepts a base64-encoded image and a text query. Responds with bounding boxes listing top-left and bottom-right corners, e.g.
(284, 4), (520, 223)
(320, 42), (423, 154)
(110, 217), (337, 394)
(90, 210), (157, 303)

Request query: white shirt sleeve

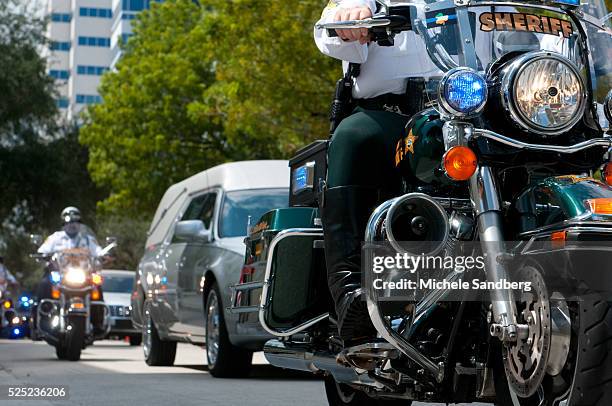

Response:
(314, 0), (377, 64)
(38, 232), (60, 255)
(5, 269), (17, 284)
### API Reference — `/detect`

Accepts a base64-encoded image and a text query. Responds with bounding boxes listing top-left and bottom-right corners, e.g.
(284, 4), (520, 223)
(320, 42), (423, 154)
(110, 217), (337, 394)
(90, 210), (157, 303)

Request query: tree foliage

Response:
(81, 0), (339, 217)
(0, 0), (56, 141)
(81, 0), (227, 216)
(0, 1), (98, 290)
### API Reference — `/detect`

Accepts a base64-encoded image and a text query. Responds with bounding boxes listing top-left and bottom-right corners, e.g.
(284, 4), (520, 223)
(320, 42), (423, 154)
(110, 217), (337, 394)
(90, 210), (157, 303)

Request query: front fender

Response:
(515, 175), (612, 234)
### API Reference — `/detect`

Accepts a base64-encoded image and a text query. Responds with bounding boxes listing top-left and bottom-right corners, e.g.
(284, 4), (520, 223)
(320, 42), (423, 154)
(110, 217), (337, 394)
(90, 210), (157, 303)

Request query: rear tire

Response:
(205, 283), (252, 378)
(142, 308), (176, 366)
(324, 376), (408, 406)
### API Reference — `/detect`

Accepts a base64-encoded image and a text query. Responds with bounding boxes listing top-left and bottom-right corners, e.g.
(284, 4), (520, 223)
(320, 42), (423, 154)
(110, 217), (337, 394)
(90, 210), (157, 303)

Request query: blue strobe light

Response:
(440, 68), (488, 116)
(50, 271), (61, 284)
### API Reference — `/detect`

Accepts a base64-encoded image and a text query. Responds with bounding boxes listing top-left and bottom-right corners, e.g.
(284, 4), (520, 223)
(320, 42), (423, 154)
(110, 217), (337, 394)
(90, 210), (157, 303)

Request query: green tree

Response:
(96, 216), (149, 271)
(0, 0), (57, 141)
(81, 0), (338, 217)
(0, 1), (97, 290)
(191, 0), (339, 158)
(81, 0), (226, 217)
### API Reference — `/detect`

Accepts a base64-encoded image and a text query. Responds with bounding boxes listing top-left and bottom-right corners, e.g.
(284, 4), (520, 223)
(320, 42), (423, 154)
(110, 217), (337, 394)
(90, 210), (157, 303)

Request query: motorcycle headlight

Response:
(439, 68), (488, 117)
(501, 51), (585, 135)
(64, 267), (87, 287)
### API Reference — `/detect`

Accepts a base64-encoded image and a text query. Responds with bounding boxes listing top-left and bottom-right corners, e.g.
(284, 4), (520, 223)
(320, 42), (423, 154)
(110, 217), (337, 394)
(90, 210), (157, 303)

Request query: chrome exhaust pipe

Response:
(263, 339), (369, 384)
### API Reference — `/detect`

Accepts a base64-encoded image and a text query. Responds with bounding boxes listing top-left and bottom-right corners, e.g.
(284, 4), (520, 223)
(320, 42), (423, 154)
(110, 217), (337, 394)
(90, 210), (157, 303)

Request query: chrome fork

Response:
(444, 121), (522, 342)
(468, 165), (521, 342)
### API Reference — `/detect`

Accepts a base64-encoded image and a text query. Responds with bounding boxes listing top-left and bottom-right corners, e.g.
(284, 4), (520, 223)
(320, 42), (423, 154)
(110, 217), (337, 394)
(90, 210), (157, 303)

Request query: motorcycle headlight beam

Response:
(500, 51), (586, 136)
(63, 267), (87, 287)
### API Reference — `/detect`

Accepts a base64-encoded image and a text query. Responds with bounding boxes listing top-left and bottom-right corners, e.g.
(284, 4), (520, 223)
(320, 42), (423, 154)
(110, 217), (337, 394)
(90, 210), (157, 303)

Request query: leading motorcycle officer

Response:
(33, 207), (104, 333)
(314, 1), (438, 345)
(38, 207), (103, 257)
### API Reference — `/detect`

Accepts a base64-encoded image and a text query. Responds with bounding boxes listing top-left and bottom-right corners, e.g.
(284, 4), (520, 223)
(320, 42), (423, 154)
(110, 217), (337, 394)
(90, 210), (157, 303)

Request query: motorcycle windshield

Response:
(580, 0), (612, 129)
(55, 224), (98, 269)
(411, 3), (585, 73)
(57, 249), (93, 271)
(393, 0), (612, 127)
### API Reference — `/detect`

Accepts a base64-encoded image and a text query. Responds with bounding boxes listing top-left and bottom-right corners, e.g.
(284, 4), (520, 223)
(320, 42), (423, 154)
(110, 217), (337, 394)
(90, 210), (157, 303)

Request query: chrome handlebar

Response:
(471, 129), (612, 154)
(315, 18), (393, 31)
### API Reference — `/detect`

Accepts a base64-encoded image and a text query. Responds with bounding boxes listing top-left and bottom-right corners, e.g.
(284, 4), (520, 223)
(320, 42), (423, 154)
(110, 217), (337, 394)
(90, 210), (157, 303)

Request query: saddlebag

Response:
(233, 207), (332, 336)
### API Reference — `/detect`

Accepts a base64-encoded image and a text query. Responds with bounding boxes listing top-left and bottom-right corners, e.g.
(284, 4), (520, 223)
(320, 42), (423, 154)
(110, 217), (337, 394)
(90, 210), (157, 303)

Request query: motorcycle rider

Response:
(0, 256), (18, 306)
(0, 256), (18, 292)
(314, 1), (439, 345)
(38, 207), (103, 257)
(33, 207), (104, 332)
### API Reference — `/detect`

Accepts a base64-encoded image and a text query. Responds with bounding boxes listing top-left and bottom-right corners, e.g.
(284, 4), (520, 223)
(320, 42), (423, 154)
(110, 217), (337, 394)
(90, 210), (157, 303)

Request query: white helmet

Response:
(61, 206), (81, 224)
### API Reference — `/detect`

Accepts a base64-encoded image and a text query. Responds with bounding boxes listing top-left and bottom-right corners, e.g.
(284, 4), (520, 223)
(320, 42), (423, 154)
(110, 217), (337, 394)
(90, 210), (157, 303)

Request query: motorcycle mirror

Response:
(29, 234), (43, 247)
(98, 241), (117, 258)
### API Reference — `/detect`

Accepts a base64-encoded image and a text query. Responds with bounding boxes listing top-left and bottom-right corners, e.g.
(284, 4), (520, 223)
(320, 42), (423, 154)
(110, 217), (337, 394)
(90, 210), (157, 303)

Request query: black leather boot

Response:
(320, 186), (381, 344)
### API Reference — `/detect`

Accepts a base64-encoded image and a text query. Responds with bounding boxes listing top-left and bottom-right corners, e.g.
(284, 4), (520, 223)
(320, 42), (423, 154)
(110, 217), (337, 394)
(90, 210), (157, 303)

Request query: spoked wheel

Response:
(495, 263), (612, 406)
(324, 376), (409, 406)
(204, 283), (252, 378)
(503, 266), (552, 399)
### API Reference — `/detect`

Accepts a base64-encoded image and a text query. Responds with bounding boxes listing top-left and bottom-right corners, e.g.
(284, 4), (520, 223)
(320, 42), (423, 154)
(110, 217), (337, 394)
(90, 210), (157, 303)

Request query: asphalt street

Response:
(0, 339), (491, 406)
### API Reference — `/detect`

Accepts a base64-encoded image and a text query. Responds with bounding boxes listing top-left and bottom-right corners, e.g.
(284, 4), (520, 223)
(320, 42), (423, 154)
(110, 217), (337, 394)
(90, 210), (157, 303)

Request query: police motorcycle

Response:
(0, 290), (23, 339)
(1, 294), (32, 339)
(33, 232), (116, 361)
(232, 0), (612, 405)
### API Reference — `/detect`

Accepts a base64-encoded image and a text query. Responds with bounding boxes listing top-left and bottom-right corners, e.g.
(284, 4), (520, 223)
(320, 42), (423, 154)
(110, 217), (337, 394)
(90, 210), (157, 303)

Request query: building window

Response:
(51, 13), (71, 22)
(56, 98), (70, 109)
(121, 13), (137, 20)
(77, 65), (109, 76)
(76, 94), (102, 105)
(79, 8), (113, 18)
(121, 33), (133, 44)
(50, 41), (71, 51)
(49, 70), (70, 80)
(122, 0), (151, 12)
(78, 37), (111, 47)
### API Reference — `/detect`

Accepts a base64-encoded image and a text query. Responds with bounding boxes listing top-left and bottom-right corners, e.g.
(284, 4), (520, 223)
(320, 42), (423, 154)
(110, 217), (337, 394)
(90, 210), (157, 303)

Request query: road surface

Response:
(0, 338), (491, 406)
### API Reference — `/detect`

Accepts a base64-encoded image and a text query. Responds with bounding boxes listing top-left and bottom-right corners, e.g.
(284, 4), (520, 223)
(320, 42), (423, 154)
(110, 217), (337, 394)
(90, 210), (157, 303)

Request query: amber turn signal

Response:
(91, 288), (101, 301)
(443, 146), (478, 181)
(551, 230), (567, 249)
(586, 198), (612, 215)
(3, 300), (11, 309)
(92, 273), (103, 286)
(51, 287), (61, 299)
(603, 163), (612, 185)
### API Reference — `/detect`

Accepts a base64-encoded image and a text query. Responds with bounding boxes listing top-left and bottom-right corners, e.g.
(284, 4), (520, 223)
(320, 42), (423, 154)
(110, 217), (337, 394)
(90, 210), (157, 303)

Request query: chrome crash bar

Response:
(364, 200), (446, 383)
(471, 129), (612, 154)
(258, 228), (329, 338)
